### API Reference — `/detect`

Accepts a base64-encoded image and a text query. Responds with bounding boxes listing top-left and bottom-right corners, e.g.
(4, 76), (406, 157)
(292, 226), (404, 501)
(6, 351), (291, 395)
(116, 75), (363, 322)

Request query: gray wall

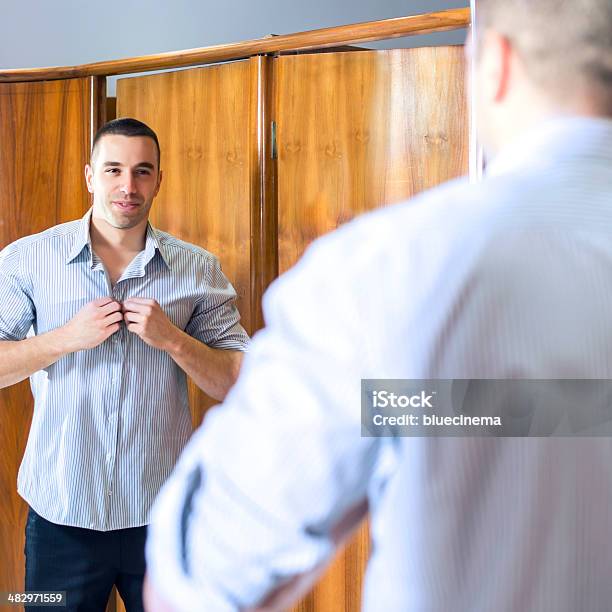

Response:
(1, 0), (469, 94)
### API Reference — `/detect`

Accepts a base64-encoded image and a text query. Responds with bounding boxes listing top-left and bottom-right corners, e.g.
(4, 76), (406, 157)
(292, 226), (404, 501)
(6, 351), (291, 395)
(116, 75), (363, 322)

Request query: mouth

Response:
(112, 200), (140, 212)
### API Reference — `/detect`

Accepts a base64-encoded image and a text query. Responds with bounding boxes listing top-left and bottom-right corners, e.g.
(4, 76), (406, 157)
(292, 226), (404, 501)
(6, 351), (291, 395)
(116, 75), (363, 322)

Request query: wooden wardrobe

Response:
(0, 8), (471, 611)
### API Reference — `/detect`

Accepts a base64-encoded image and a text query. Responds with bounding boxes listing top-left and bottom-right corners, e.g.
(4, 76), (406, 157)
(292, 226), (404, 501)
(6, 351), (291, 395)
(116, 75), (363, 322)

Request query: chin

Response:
(105, 209), (142, 228)
(121, 220), (143, 230)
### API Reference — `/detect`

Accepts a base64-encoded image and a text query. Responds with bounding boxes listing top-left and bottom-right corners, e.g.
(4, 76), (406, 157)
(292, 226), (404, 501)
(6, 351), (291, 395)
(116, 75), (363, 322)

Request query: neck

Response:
(487, 82), (611, 157)
(90, 213), (148, 254)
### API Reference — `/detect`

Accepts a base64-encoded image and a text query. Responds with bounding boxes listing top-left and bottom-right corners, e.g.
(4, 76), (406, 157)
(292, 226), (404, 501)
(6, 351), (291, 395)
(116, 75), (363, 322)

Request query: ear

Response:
(480, 29), (513, 104)
(85, 164), (94, 193)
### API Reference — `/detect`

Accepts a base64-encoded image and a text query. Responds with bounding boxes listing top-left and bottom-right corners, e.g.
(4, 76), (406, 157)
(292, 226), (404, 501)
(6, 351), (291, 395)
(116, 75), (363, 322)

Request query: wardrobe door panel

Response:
(276, 46), (468, 273)
(0, 76), (98, 596)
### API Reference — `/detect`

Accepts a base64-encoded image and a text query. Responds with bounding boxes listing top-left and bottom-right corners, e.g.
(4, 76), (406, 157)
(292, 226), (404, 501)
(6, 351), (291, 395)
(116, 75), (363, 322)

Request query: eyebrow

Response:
(103, 161), (155, 169)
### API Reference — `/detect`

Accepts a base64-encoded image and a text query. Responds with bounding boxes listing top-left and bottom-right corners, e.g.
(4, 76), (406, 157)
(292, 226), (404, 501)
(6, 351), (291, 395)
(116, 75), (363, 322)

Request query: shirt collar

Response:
(145, 223), (171, 270)
(486, 116), (612, 178)
(65, 208), (171, 270)
(65, 208), (94, 265)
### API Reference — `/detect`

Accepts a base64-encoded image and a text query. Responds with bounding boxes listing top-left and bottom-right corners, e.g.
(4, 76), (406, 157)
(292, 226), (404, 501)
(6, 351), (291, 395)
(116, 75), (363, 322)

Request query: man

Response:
(145, 1), (612, 610)
(0, 118), (249, 610)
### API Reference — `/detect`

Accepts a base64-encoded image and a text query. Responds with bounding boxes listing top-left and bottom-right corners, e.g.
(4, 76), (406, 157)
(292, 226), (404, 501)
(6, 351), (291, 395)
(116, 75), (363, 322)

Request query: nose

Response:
(120, 173), (137, 195)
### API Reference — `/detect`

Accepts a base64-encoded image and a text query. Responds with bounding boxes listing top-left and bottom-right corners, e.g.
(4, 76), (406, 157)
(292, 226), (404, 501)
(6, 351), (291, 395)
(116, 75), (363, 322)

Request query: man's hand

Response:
(123, 298), (179, 351)
(0, 297), (122, 388)
(57, 297), (122, 352)
(123, 297), (243, 399)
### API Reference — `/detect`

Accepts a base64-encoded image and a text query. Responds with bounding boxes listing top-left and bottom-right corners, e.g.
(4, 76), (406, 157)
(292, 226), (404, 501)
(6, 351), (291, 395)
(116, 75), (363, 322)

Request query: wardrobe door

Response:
(117, 57), (265, 428)
(274, 46), (468, 612)
(276, 46), (467, 272)
(0, 76), (101, 595)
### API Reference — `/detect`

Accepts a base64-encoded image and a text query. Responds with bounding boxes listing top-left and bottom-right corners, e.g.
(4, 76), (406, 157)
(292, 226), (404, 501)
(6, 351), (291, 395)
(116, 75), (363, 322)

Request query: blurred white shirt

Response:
(146, 117), (612, 611)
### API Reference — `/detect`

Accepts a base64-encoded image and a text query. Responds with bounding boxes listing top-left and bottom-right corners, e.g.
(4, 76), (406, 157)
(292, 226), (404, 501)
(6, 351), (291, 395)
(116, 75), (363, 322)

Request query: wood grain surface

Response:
(276, 46), (468, 273)
(0, 76), (94, 599)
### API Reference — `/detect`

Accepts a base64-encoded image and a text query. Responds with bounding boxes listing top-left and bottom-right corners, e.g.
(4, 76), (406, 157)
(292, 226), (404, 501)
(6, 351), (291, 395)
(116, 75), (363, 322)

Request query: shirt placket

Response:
(93, 256), (129, 529)
(104, 280), (128, 527)
(90, 242), (161, 528)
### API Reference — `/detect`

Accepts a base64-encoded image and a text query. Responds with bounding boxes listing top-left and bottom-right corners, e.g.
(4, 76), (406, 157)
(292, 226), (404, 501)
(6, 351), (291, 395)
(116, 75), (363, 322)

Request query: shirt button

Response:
(106, 453), (112, 461)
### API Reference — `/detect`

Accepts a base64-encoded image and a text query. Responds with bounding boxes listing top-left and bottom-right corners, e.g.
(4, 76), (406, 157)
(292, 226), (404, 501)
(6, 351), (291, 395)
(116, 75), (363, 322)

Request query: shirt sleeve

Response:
(0, 242), (35, 341)
(146, 228), (390, 611)
(184, 254), (249, 351)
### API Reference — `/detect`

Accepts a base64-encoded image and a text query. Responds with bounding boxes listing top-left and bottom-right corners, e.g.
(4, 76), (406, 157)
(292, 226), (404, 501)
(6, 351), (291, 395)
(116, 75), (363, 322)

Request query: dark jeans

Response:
(24, 507), (147, 612)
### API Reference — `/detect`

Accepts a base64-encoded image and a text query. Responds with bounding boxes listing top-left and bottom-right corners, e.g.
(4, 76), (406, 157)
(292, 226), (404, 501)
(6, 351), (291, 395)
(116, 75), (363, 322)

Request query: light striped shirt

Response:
(0, 209), (249, 531)
(146, 117), (612, 611)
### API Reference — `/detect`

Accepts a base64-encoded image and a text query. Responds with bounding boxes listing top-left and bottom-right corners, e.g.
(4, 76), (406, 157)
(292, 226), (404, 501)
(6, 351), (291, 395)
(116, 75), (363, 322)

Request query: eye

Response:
(136, 169), (151, 175)
(105, 168), (120, 174)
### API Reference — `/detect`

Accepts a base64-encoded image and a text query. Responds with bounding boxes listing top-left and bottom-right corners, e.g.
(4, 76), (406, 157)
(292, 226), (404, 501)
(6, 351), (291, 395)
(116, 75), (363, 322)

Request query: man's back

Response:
(363, 117), (612, 610)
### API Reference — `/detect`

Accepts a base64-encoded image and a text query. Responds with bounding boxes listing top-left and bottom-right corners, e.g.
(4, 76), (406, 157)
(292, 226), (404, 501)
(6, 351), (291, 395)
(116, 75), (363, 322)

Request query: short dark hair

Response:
(91, 117), (161, 168)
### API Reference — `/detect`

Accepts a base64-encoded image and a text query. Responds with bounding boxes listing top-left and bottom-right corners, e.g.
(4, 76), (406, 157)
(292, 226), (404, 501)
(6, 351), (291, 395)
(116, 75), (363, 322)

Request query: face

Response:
(85, 134), (162, 230)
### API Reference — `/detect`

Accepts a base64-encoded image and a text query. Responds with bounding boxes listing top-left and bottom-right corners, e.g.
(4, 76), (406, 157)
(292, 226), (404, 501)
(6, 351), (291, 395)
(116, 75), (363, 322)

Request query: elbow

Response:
(216, 352), (243, 402)
(230, 352), (244, 385)
(0, 372), (23, 390)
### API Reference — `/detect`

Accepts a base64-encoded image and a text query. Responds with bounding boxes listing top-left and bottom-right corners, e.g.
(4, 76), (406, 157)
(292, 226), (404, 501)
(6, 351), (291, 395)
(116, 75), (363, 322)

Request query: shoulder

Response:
(152, 229), (220, 266)
(0, 219), (82, 261)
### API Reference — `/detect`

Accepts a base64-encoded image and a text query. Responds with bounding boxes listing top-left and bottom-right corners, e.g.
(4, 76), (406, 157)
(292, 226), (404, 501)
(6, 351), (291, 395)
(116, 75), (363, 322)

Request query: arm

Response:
(0, 242), (122, 388)
(122, 298), (244, 401)
(143, 499), (368, 612)
(144, 564), (329, 612)
(0, 298), (123, 389)
(144, 228), (388, 612)
(251, 498), (370, 611)
(165, 330), (243, 401)
(0, 331), (69, 389)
